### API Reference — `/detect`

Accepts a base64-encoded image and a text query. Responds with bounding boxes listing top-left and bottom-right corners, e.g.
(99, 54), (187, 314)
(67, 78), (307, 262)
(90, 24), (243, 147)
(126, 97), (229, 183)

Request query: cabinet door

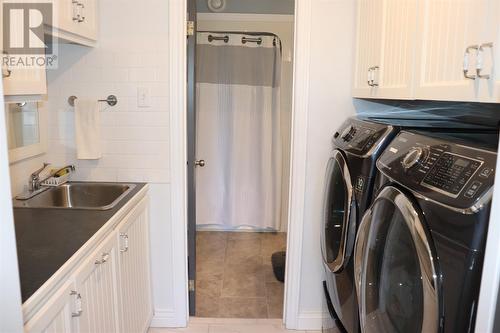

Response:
(0, 0), (47, 96)
(117, 197), (153, 333)
(376, 0), (418, 99)
(481, 0), (500, 102)
(24, 281), (77, 333)
(52, 0), (97, 43)
(76, 0), (97, 41)
(353, 0), (384, 98)
(415, 0), (489, 101)
(73, 233), (119, 333)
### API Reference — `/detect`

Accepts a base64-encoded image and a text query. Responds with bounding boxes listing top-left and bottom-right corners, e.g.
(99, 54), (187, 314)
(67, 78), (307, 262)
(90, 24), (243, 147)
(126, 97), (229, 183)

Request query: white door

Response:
(376, 0), (418, 99)
(415, 0), (490, 102)
(479, 0), (500, 102)
(116, 198), (153, 333)
(73, 233), (119, 333)
(24, 281), (78, 333)
(353, 0), (384, 98)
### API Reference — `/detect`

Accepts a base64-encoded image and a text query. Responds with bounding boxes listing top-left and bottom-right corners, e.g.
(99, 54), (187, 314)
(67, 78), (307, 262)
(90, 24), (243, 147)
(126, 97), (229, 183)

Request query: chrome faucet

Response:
(29, 163), (76, 191)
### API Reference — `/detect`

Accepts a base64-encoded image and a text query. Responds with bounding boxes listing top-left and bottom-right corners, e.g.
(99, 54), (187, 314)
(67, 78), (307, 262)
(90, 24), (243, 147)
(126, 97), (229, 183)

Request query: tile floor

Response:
(149, 318), (322, 333)
(195, 231), (287, 318)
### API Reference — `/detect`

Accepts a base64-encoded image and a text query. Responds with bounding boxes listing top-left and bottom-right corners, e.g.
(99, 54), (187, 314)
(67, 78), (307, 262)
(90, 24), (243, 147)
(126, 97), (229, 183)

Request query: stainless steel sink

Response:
(14, 182), (136, 210)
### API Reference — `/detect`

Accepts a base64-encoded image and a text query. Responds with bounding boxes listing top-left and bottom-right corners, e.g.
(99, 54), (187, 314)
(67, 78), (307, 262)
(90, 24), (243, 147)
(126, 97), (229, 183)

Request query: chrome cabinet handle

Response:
(367, 67), (373, 86)
(195, 160), (206, 167)
(95, 252), (110, 265)
(77, 3), (85, 22)
(2, 52), (12, 78)
(463, 45), (479, 80)
(70, 290), (83, 317)
(371, 66), (380, 87)
(477, 42), (493, 79)
(72, 0), (80, 21)
(120, 233), (129, 252)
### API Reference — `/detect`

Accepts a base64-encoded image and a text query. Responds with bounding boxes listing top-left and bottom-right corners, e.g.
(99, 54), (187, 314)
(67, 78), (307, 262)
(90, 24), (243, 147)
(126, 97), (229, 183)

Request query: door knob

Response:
(195, 160), (206, 167)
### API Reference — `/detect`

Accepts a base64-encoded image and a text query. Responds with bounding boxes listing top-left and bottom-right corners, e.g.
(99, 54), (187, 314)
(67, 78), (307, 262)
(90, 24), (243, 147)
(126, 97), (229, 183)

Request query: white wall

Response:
(8, 0), (177, 326)
(295, 0), (356, 328)
(197, 14), (294, 232)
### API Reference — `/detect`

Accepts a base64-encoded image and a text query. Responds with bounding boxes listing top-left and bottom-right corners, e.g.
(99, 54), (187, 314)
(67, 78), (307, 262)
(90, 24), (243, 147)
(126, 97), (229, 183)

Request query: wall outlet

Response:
(137, 87), (151, 108)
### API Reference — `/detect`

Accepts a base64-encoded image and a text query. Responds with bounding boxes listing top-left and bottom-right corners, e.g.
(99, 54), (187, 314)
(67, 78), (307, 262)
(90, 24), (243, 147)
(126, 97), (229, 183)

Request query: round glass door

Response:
(321, 150), (355, 273)
(355, 186), (441, 333)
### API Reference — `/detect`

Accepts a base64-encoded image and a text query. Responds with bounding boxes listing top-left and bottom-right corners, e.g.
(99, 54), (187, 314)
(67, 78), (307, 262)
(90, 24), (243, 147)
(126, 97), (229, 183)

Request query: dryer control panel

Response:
(377, 131), (497, 210)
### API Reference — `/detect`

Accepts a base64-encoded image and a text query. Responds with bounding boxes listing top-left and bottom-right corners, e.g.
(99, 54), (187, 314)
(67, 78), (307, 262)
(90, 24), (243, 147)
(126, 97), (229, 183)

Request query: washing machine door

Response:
(321, 150), (356, 273)
(354, 186), (442, 333)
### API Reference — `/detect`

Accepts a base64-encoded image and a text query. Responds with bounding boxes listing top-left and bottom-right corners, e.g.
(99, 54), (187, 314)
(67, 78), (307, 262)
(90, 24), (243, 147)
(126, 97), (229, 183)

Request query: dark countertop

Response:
(13, 182), (146, 303)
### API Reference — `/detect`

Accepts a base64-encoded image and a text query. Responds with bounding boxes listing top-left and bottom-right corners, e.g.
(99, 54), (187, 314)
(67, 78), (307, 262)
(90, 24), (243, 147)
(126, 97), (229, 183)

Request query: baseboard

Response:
(293, 310), (324, 331)
(149, 308), (186, 328)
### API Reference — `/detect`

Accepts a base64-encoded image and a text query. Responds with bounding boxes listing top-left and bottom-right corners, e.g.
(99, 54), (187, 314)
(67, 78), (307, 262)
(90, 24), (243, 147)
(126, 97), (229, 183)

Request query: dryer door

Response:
(321, 150), (356, 273)
(354, 186), (442, 333)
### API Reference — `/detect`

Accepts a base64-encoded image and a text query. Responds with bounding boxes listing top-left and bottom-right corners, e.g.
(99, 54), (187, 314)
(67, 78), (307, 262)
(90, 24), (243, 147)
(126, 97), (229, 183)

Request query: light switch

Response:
(137, 87), (151, 108)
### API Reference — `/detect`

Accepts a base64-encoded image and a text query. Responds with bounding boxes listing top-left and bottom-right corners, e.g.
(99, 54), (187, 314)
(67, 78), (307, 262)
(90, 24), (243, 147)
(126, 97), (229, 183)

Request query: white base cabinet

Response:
(24, 195), (152, 333)
(117, 199), (153, 333)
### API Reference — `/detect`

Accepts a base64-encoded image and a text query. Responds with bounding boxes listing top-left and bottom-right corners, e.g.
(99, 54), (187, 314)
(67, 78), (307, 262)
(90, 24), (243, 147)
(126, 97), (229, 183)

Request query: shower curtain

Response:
(196, 32), (283, 230)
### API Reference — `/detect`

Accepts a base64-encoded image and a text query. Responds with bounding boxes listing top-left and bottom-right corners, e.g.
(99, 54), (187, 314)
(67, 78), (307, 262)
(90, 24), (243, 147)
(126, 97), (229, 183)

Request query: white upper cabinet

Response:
(415, 0), (491, 102)
(378, 0), (418, 99)
(354, 0), (500, 103)
(49, 0), (98, 46)
(0, 0), (47, 97)
(353, 0), (384, 98)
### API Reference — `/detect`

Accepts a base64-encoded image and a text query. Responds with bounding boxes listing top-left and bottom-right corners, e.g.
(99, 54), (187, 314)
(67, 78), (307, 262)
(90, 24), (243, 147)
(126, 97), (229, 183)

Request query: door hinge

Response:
(189, 279), (195, 292)
(187, 21), (195, 36)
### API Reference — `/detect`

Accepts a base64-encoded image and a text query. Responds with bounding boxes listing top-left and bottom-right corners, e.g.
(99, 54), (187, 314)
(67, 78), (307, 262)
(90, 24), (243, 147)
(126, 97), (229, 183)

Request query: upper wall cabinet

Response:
(0, 1), (47, 97)
(47, 0), (98, 46)
(353, 0), (418, 100)
(354, 0), (500, 103)
(415, 0), (493, 102)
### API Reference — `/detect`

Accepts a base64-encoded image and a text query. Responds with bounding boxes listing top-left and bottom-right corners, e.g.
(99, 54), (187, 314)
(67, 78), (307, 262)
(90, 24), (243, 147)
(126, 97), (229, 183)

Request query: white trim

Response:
(171, 0), (312, 329)
(168, 0), (189, 328)
(294, 311), (324, 331)
(475, 136), (500, 332)
(283, 0), (312, 329)
(197, 13), (294, 22)
(149, 309), (179, 328)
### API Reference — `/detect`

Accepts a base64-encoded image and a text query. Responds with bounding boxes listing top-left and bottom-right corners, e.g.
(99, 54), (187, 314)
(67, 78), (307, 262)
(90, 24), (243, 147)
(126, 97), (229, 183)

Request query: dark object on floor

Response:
(271, 251), (286, 282)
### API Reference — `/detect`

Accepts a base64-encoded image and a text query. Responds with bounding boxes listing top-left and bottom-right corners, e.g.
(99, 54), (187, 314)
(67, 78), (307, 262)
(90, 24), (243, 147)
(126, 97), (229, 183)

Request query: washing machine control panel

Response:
(377, 131), (497, 210)
(333, 118), (393, 156)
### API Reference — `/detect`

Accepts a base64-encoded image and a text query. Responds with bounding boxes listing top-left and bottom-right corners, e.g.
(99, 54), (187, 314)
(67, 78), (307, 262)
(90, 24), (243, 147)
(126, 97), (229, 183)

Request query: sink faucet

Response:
(29, 163), (76, 191)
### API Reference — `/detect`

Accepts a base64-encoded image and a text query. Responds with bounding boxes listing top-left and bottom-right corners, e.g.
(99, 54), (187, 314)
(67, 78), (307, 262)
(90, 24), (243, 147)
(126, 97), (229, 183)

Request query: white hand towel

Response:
(74, 99), (102, 160)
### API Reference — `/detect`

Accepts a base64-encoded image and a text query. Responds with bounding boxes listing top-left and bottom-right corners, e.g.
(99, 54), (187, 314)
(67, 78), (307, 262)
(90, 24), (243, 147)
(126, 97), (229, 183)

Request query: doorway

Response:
(187, 0), (295, 319)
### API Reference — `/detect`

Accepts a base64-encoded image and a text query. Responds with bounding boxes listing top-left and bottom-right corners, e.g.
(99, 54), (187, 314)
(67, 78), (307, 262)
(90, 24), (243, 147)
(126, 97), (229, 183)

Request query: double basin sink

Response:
(14, 182), (136, 210)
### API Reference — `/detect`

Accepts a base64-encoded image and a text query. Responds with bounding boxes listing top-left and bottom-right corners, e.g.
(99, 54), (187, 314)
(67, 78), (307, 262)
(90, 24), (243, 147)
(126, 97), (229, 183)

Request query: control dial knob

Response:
(341, 125), (357, 142)
(402, 147), (426, 170)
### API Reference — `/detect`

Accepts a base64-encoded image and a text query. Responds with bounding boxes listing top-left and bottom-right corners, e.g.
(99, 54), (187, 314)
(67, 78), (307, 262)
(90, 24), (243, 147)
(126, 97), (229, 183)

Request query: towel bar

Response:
(68, 95), (118, 107)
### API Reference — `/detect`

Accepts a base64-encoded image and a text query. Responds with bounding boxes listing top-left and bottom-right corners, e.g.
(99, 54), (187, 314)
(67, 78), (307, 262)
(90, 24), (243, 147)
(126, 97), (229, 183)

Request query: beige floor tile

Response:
(225, 238), (262, 264)
(197, 232), (286, 319)
(148, 324), (209, 333)
(221, 271), (267, 298)
(196, 294), (222, 318)
(196, 279), (223, 298)
(219, 297), (268, 319)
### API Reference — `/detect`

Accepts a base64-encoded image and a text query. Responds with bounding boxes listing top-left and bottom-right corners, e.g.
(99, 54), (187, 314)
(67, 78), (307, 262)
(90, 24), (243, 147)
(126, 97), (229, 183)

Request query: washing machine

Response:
(354, 130), (498, 333)
(321, 117), (399, 333)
